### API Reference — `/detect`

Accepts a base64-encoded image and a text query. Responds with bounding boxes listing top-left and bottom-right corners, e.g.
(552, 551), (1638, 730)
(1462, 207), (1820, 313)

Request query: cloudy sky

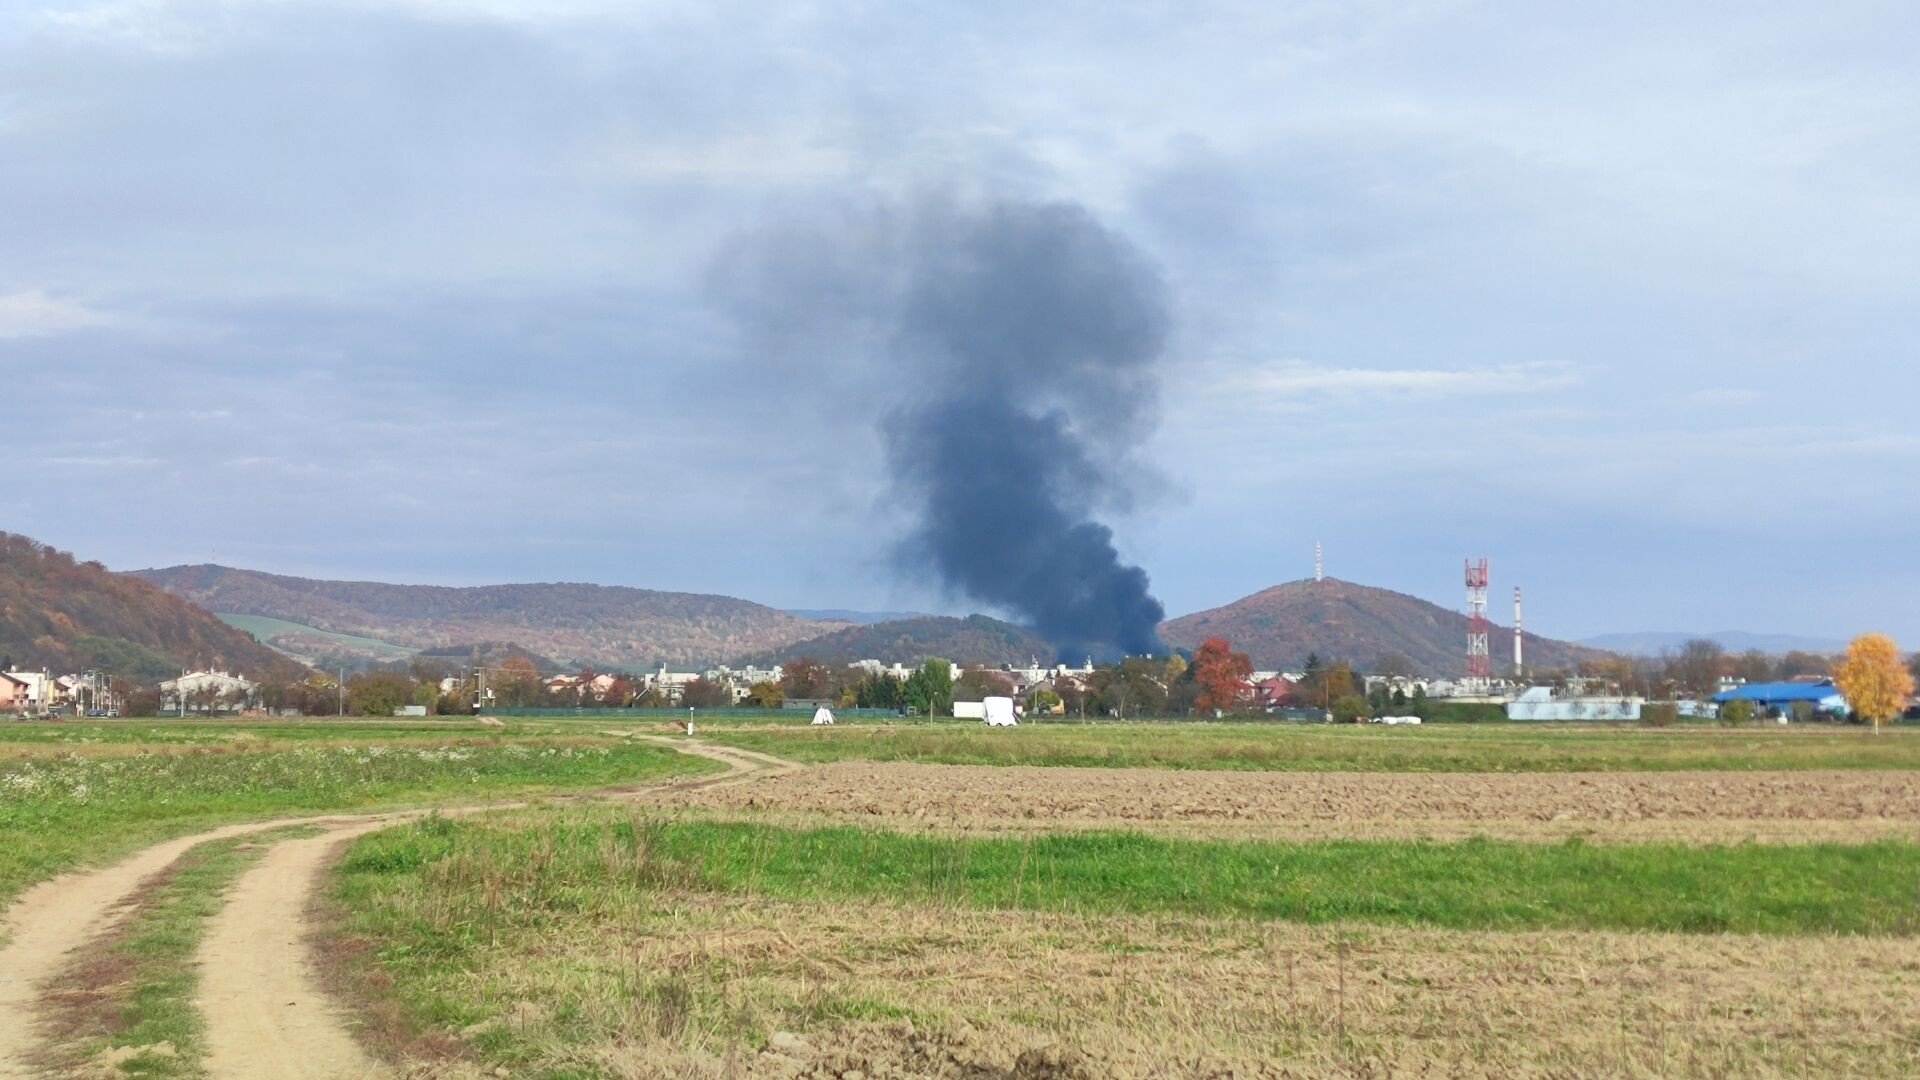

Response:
(4, 0), (1916, 642)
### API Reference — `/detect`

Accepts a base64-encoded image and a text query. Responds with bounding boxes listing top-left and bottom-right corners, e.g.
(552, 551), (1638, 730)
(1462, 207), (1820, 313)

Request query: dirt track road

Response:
(0, 736), (793, 1080)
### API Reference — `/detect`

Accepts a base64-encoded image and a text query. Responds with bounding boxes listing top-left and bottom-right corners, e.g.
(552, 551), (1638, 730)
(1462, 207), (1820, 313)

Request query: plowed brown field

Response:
(650, 761), (1920, 844)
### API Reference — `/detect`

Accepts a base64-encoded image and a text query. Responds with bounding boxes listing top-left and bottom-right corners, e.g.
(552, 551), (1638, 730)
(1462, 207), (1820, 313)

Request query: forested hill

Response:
(746, 614), (1058, 667)
(129, 564), (847, 670)
(1160, 577), (1606, 674)
(0, 534), (306, 681)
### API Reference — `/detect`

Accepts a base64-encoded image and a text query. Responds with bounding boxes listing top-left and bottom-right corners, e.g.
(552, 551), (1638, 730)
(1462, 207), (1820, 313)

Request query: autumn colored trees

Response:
(1834, 633), (1915, 735)
(1192, 637), (1253, 712)
(679, 676), (732, 709)
(778, 657), (834, 700)
(954, 668), (1017, 702)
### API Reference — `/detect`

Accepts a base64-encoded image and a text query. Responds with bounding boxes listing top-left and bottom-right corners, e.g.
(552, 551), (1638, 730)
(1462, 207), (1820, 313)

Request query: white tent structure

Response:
(811, 706), (835, 726)
(982, 696), (1018, 727)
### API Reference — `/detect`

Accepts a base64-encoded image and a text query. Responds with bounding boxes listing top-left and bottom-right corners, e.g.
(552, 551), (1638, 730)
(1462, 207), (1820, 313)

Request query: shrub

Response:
(1331, 694), (1371, 724)
(1719, 700), (1757, 727)
(1417, 701), (1505, 724)
(1641, 703), (1678, 728)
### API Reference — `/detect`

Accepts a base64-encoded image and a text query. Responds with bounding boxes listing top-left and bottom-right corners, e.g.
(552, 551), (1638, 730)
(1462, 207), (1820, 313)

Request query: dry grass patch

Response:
(331, 886), (1920, 1078)
(704, 722), (1920, 774)
(324, 810), (1920, 1077)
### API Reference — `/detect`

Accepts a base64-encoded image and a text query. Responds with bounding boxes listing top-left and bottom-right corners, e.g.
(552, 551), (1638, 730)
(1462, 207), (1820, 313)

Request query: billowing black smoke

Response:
(718, 198), (1171, 659)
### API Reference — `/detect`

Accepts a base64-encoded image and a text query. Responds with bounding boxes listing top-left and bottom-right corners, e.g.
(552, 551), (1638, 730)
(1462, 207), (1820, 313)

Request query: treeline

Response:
(1568, 639), (1887, 699)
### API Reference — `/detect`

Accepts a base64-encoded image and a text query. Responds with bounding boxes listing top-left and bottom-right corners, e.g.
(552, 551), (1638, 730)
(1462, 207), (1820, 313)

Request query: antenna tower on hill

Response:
(1465, 557), (1491, 690)
(1315, 541), (1323, 583)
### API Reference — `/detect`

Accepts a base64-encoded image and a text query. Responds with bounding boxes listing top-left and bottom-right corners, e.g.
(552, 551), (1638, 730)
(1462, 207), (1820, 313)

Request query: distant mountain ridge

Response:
(130, 565), (847, 670)
(746, 614), (1057, 667)
(121, 562), (1612, 677)
(784, 609), (932, 625)
(1160, 578), (1605, 674)
(1578, 630), (1847, 656)
(0, 534), (305, 681)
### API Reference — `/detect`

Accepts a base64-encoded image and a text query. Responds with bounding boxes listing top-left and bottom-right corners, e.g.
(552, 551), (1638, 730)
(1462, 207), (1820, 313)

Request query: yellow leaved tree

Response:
(1833, 634), (1915, 735)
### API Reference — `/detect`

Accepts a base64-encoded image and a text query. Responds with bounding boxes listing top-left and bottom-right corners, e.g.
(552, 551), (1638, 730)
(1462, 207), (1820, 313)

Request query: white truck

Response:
(982, 696), (1019, 727)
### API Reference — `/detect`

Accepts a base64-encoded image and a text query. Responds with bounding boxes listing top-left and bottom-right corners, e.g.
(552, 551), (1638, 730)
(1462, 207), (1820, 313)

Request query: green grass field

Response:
(0, 731), (719, 907)
(342, 811), (1920, 936)
(0, 718), (603, 750)
(702, 720), (1920, 772)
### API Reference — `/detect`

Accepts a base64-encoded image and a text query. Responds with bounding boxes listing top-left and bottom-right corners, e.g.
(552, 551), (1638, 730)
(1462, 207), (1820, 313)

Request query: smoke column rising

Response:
(720, 198), (1172, 659)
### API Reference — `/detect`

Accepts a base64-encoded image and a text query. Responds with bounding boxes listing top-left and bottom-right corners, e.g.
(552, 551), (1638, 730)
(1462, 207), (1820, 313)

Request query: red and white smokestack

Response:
(1513, 586), (1524, 673)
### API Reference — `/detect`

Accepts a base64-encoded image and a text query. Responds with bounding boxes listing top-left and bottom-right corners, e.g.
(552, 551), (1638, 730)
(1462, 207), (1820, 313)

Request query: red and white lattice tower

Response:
(1465, 558), (1491, 689)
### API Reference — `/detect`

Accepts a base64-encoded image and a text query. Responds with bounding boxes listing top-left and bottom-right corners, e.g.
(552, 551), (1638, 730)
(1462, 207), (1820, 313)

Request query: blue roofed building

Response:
(1712, 679), (1848, 715)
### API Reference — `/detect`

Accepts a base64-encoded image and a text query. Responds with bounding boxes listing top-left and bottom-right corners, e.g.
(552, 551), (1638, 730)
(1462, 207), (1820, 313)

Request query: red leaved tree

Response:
(1193, 637), (1253, 712)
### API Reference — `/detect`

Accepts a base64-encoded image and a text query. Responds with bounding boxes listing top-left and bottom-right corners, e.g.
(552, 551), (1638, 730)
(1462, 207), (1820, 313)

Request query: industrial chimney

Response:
(1513, 586), (1524, 674)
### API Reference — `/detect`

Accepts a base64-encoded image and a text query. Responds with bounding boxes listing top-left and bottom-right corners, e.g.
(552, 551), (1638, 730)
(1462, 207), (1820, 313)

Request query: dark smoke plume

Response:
(717, 198), (1171, 659)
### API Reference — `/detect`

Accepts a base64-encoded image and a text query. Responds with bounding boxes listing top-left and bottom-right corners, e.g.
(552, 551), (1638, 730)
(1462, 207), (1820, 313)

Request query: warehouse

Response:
(1712, 680), (1848, 717)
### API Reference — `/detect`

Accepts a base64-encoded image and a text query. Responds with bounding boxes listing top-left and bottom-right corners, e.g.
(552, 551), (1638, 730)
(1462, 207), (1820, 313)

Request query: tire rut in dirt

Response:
(0, 736), (797, 1078)
(198, 825), (393, 1080)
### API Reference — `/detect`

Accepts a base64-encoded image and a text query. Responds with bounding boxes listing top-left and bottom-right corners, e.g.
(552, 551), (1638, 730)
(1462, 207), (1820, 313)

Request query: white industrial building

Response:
(1504, 685), (1642, 722)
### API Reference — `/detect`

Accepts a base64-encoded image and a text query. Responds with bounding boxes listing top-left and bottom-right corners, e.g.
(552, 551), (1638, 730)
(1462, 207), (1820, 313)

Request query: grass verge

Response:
(343, 810), (1920, 938)
(36, 827), (317, 1078)
(704, 722), (1920, 773)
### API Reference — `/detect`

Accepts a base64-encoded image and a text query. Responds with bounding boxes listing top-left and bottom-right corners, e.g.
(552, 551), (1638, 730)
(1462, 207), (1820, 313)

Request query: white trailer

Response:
(983, 696), (1019, 727)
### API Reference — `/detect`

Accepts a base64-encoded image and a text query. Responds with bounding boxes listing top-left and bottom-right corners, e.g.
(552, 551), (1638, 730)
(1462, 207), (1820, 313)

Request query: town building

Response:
(3, 671), (53, 714)
(160, 670), (256, 714)
(0, 672), (35, 713)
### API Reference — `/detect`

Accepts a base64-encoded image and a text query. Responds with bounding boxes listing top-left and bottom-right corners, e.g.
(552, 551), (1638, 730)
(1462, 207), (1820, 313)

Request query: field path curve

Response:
(0, 734), (799, 1079)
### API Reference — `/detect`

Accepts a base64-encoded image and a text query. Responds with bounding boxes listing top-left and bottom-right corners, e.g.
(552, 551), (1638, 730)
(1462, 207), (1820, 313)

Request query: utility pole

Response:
(338, 667), (345, 717)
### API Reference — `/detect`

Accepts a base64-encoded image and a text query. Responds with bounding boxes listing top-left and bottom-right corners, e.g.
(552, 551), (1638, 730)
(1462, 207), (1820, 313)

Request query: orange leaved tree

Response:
(1193, 636), (1254, 712)
(1833, 633), (1915, 735)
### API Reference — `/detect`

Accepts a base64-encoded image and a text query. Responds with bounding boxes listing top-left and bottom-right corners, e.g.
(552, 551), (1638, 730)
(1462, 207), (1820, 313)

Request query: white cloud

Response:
(1217, 359), (1578, 399)
(0, 290), (105, 337)
(596, 133), (853, 184)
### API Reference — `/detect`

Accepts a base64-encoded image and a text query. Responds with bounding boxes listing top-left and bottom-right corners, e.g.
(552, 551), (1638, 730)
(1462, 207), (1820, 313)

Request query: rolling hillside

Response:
(747, 614), (1057, 667)
(130, 565), (846, 670)
(0, 534), (306, 681)
(215, 613), (418, 666)
(415, 641), (562, 674)
(1160, 578), (1604, 675)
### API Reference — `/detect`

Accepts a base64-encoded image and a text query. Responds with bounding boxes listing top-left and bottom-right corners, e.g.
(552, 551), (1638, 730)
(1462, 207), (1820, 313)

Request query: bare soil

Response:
(198, 824), (394, 1080)
(647, 761), (1920, 844)
(0, 817), (342, 1080)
